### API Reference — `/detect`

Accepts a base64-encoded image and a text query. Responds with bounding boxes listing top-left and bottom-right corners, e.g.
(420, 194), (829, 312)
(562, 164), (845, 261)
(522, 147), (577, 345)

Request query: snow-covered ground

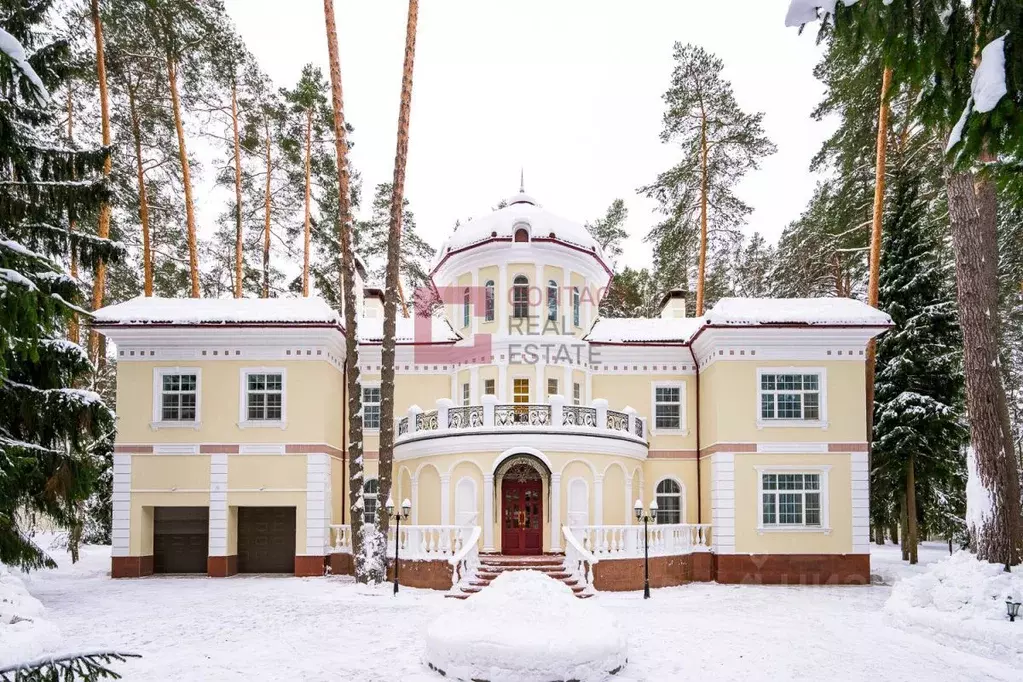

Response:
(8, 538), (1023, 681)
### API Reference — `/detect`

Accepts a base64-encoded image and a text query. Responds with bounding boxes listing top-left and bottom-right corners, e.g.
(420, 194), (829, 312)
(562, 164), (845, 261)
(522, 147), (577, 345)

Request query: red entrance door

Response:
(502, 478), (543, 555)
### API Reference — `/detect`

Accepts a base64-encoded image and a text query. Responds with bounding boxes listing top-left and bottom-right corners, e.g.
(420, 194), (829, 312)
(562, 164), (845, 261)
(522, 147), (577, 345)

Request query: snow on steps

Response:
(446, 554), (593, 599)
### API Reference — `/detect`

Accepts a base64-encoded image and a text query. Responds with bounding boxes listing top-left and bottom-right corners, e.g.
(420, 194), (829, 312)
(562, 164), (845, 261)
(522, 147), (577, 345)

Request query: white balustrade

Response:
(385, 524), (479, 561)
(562, 525), (598, 591)
(329, 524), (352, 554)
(448, 526), (482, 592)
(570, 523), (711, 559)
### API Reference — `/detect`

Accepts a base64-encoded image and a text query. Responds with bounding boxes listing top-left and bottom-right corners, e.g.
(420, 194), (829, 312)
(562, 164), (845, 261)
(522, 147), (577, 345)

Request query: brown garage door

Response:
(238, 507), (296, 573)
(153, 507), (209, 574)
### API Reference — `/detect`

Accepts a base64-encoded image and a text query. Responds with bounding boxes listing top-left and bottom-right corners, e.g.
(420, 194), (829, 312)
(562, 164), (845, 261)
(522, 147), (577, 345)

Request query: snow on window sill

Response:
(149, 421), (201, 431)
(237, 420), (287, 430)
(757, 526), (831, 535)
(756, 419), (828, 430)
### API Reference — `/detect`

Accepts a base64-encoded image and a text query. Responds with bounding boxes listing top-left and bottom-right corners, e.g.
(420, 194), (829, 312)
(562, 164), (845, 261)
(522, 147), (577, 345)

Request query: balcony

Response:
(395, 395), (648, 449)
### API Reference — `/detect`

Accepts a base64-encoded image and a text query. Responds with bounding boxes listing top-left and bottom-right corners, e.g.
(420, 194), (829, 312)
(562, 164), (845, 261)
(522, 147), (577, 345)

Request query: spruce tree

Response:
(872, 166), (967, 563)
(641, 43), (775, 315)
(585, 199), (628, 266)
(356, 182), (434, 295)
(598, 267), (659, 318)
(0, 0), (121, 569)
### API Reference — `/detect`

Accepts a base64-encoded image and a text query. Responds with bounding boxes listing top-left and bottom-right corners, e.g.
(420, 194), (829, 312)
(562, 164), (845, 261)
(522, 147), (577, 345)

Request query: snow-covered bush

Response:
(0, 564), (60, 668)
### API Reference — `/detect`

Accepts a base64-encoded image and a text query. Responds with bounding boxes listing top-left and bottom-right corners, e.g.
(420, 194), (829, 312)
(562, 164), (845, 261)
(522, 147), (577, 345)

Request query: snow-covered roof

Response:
(92, 296), (342, 326)
(585, 297), (891, 344)
(433, 192), (606, 270)
(584, 317), (704, 344)
(704, 297), (892, 327)
(356, 317), (461, 344)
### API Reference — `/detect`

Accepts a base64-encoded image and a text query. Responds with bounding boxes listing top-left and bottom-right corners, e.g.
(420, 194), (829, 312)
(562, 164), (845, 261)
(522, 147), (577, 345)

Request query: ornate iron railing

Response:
(416, 410), (438, 431)
(494, 404), (550, 427)
(562, 405), (597, 427)
(447, 405), (484, 429)
(398, 417), (408, 436)
(634, 418), (644, 439)
(606, 409), (629, 432)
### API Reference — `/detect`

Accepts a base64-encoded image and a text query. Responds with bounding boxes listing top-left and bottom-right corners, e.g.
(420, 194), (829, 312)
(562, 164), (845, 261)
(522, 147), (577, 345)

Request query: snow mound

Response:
(424, 570), (627, 681)
(0, 564), (61, 668)
(885, 551), (1023, 663)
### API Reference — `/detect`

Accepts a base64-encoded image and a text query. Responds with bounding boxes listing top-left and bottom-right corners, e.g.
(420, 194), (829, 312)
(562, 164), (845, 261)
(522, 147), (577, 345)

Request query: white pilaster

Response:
(411, 476), (420, 524)
(483, 474), (495, 551)
(593, 398), (608, 430)
(549, 394), (565, 428)
(562, 265), (571, 333)
(111, 454), (131, 557)
(469, 366), (480, 404)
(436, 398), (452, 431)
(593, 474), (604, 525)
(534, 361), (546, 403)
(585, 370), (592, 405)
(440, 473), (451, 526)
(563, 365), (573, 402)
(450, 370), (458, 402)
(498, 264), (508, 336)
(470, 268), (479, 336)
(305, 453), (329, 555)
(482, 394), (497, 426)
(710, 453), (736, 554)
(209, 453), (228, 556)
(550, 472), (562, 551)
(624, 475), (633, 526)
(535, 261), (545, 327)
(851, 451), (870, 554)
(498, 362), (508, 402)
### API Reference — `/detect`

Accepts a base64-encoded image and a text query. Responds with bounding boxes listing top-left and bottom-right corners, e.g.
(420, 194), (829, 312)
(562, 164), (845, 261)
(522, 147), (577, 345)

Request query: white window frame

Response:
(547, 378), (558, 397)
(572, 287), (581, 327)
(152, 367), (202, 430)
(512, 376), (531, 404)
(483, 378), (496, 396)
(362, 382), (381, 432)
(462, 382), (471, 406)
(756, 367), (827, 429)
(654, 477), (686, 524)
(238, 367), (287, 429)
(454, 476), (479, 526)
(573, 382), (581, 406)
(483, 280), (495, 322)
(363, 478), (379, 524)
(650, 381), (687, 435)
(547, 280), (558, 322)
(566, 477), (589, 527)
(755, 465), (831, 534)
(462, 287), (471, 329)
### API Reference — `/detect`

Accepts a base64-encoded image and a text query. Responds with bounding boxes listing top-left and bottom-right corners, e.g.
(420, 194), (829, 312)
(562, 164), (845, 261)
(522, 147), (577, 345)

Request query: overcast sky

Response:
(214, 0), (832, 270)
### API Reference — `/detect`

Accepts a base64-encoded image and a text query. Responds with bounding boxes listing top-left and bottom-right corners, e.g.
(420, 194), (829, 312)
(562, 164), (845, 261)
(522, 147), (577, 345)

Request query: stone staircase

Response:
(446, 554), (593, 600)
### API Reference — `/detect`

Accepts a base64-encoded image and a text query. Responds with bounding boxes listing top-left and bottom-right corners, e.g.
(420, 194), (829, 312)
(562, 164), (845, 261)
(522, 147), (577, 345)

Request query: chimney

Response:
(659, 290), (687, 319)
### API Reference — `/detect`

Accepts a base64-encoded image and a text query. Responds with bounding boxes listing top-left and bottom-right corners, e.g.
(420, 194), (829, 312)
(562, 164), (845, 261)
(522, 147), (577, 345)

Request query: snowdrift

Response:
(885, 551), (1023, 663)
(424, 570), (627, 681)
(0, 564), (60, 668)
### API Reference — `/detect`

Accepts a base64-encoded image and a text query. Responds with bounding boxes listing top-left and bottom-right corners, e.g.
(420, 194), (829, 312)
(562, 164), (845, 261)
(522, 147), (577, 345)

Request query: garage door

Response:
(153, 507), (209, 574)
(238, 507), (296, 573)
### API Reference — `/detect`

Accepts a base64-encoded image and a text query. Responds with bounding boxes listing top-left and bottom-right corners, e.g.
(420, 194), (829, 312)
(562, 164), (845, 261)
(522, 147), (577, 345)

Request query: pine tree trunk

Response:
(906, 454), (918, 564)
(302, 107), (313, 297)
(899, 493), (909, 561)
(946, 168), (1023, 568)
(377, 0), (419, 552)
(127, 76), (153, 297)
(888, 520), (898, 545)
(695, 111), (709, 316)
(167, 55), (200, 298)
(66, 87), (79, 345)
(865, 65), (892, 470)
(323, 0), (368, 581)
(89, 0), (112, 363)
(874, 525), (885, 545)
(232, 81), (244, 298)
(262, 118), (272, 299)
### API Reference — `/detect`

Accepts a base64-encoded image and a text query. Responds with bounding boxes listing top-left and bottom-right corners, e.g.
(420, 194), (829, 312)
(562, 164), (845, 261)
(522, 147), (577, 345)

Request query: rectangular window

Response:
(759, 372), (821, 421)
(654, 385), (682, 430)
(463, 288), (471, 329)
(572, 287), (581, 327)
(573, 382), (581, 406)
(761, 473), (821, 527)
(363, 386), (381, 429)
(160, 373), (198, 421)
(513, 378), (530, 404)
(462, 382), (470, 406)
(245, 372), (283, 421)
(484, 379), (496, 395)
(547, 378), (558, 396)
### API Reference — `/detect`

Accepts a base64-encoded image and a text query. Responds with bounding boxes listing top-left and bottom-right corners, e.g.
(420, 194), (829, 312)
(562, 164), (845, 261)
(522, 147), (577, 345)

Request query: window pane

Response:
(761, 394), (775, 419)
(760, 374), (776, 390)
(762, 493), (776, 524)
(655, 387), (680, 403)
(805, 493), (821, 526)
(778, 394), (802, 419)
(163, 375), (178, 391)
(778, 493), (802, 524)
(778, 374), (800, 390)
(484, 379), (495, 395)
(804, 474), (820, 490)
(803, 393), (819, 420)
(762, 474), (777, 490)
(655, 404), (680, 429)
(266, 374), (282, 391)
(803, 374), (819, 391)
(364, 405), (380, 429)
(162, 393), (179, 421)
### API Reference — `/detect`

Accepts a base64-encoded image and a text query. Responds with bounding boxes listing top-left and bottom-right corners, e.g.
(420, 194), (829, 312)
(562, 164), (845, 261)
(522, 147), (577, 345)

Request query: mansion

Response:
(94, 188), (891, 590)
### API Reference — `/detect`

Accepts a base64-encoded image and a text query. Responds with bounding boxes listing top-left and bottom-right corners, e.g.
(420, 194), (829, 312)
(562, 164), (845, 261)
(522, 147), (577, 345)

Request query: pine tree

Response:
(598, 267), (660, 318)
(0, 0), (121, 569)
(871, 166), (967, 563)
(732, 232), (775, 298)
(356, 183), (434, 294)
(641, 43), (776, 315)
(585, 199), (628, 266)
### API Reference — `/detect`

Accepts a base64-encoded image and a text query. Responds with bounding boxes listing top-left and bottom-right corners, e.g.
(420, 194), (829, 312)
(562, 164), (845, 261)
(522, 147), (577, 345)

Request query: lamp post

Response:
(633, 499), (658, 599)
(386, 497), (411, 595)
(1007, 596), (1021, 623)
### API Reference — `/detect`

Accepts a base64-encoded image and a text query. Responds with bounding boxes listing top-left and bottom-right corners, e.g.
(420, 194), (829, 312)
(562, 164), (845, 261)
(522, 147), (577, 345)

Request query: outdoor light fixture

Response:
(1007, 597), (1021, 623)
(634, 499), (657, 599)
(387, 497), (411, 595)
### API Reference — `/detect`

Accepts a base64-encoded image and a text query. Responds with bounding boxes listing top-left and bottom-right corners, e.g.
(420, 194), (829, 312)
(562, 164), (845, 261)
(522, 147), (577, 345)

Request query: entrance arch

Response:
(495, 454), (550, 555)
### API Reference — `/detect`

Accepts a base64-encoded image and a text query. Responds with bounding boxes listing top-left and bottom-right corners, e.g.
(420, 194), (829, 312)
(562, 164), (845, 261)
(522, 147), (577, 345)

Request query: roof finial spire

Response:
(519, 167), (525, 194)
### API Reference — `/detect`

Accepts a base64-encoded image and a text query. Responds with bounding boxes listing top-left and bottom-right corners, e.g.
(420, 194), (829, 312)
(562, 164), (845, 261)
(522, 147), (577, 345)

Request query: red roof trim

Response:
(429, 236), (614, 279)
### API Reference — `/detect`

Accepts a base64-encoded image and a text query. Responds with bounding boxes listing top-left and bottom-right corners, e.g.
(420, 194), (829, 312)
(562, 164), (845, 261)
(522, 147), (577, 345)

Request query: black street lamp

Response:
(386, 497), (411, 595)
(1007, 596), (1021, 623)
(633, 499), (658, 600)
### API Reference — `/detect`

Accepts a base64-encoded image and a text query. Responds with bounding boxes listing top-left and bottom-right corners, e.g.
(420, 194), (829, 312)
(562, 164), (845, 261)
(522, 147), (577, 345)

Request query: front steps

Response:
(446, 554), (593, 600)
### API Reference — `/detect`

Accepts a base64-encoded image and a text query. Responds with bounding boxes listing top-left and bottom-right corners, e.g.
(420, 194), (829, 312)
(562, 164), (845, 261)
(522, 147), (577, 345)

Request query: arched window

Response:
(572, 287), (581, 327)
(547, 280), (558, 322)
(463, 287), (471, 328)
(363, 479), (379, 524)
(514, 228), (529, 242)
(484, 280), (495, 322)
(655, 479), (683, 524)
(512, 275), (529, 318)
(455, 477), (478, 526)
(567, 478), (589, 526)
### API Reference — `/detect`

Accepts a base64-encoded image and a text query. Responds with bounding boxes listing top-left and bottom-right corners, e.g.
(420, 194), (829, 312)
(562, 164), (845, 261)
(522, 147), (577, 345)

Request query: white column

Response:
(498, 264), (508, 336)
(535, 361), (546, 403)
(209, 453), (228, 558)
(482, 394), (497, 426)
(535, 261), (545, 331)
(469, 366), (480, 403)
(111, 454), (131, 558)
(562, 265), (571, 333)
(624, 475), (633, 526)
(450, 370), (458, 402)
(593, 474), (604, 526)
(483, 474), (495, 551)
(407, 405), (421, 435)
(498, 362), (509, 402)
(305, 453), (329, 555)
(585, 370), (592, 405)
(563, 365), (573, 403)
(593, 398), (608, 430)
(436, 398), (452, 431)
(440, 473), (451, 526)
(550, 472), (562, 551)
(470, 268), (479, 336)
(411, 476), (420, 525)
